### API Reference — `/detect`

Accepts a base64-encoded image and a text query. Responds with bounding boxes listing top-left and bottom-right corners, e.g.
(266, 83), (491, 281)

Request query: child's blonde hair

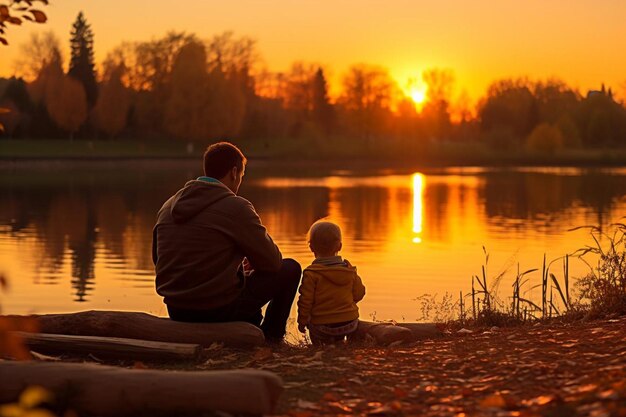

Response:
(307, 221), (342, 255)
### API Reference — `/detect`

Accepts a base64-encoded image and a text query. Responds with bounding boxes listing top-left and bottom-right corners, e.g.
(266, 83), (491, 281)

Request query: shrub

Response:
(525, 123), (564, 154)
(573, 224), (626, 318)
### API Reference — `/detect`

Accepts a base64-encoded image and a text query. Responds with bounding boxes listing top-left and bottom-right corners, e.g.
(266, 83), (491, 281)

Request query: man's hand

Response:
(298, 323), (307, 333)
(242, 257), (254, 277)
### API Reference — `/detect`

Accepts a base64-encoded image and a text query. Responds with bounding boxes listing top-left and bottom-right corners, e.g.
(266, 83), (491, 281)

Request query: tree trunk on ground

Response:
(17, 332), (201, 361)
(4, 311), (265, 348)
(0, 361), (283, 416)
(355, 321), (442, 345)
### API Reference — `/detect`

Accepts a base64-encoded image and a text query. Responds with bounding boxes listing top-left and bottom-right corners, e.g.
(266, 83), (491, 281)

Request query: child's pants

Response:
(308, 319), (359, 345)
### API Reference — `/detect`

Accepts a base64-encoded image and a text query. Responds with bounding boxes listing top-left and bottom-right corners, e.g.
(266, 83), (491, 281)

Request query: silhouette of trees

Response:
(93, 61), (130, 138)
(421, 69), (454, 141)
(4, 26), (626, 155)
(119, 32), (196, 138)
(27, 51), (65, 137)
(479, 78), (537, 146)
(0, 1), (48, 133)
(132, 32), (194, 92)
(474, 78), (626, 152)
(526, 123), (564, 154)
(284, 62), (317, 118)
(312, 68), (334, 136)
(534, 79), (579, 124)
(27, 46), (63, 105)
(14, 31), (62, 81)
(164, 40), (211, 142)
(280, 62), (333, 138)
(206, 31), (257, 97)
(46, 75), (87, 140)
(339, 64), (396, 141)
(0, 77), (32, 137)
(578, 87), (626, 147)
(32, 53), (87, 139)
(205, 32), (258, 139)
(68, 12), (97, 108)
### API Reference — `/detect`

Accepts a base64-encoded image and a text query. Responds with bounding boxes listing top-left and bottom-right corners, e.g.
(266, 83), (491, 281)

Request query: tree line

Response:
(1, 12), (626, 155)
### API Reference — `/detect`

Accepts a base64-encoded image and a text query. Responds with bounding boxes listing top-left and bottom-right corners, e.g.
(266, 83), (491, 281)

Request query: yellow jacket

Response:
(297, 260), (366, 325)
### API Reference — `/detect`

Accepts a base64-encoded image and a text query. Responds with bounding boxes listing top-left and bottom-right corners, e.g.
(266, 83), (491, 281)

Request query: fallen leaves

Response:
(251, 347), (274, 362)
(0, 386), (58, 417)
(279, 318), (626, 416)
(479, 392), (518, 409)
(522, 394), (558, 407)
(0, 316), (40, 360)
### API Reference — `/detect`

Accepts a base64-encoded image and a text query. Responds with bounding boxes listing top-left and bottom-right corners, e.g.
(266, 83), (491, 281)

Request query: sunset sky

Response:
(2, 0), (626, 102)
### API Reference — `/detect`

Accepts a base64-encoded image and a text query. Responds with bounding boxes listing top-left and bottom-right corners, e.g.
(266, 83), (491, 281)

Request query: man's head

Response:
(307, 220), (342, 258)
(203, 142), (247, 194)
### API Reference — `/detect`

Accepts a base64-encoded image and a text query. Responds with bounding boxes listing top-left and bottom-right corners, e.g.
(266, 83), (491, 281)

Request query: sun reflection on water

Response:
(412, 173), (425, 244)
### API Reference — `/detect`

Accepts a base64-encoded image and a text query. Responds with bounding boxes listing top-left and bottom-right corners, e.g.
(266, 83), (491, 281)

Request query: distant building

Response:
(587, 84), (613, 100)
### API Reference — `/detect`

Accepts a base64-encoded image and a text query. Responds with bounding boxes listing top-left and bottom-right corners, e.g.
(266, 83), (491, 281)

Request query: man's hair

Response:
(203, 142), (247, 179)
(307, 221), (342, 254)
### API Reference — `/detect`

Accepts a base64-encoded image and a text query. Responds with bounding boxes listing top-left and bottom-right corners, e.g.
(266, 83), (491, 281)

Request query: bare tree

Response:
(13, 30), (62, 81)
(340, 64), (396, 140)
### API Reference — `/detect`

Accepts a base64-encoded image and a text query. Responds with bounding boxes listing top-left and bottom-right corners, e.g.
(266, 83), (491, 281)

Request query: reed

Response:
(423, 224), (625, 326)
(459, 250), (571, 326)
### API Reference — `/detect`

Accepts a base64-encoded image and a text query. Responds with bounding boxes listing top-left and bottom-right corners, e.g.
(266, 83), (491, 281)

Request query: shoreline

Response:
(2, 154), (626, 171)
(4, 316), (624, 416)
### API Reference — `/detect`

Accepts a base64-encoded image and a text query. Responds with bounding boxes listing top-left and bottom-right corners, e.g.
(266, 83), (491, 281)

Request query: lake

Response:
(1, 162), (624, 337)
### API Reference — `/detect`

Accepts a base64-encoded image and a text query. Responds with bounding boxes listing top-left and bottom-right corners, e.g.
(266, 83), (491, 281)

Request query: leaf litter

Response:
(17, 316), (626, 416)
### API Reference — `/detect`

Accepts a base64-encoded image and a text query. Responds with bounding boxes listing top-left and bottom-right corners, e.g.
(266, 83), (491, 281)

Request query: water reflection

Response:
(1, 166), (625, 318)
(412, 173), (424, 244)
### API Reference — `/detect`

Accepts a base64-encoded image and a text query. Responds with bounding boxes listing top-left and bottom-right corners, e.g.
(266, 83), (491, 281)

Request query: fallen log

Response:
(17, 332), (201, 361)
(356, 321), (442, 346)
(0, 361), (283, 416)
(397, 323), (443, 340)
(5, 310), (265, 348)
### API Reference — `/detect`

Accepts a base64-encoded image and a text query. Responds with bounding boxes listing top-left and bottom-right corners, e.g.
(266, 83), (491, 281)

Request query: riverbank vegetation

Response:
(416, 223), (626, 330)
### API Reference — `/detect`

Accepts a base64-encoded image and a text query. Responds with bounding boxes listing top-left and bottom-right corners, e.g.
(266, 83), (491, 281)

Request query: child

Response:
(297, 221), (366, 345)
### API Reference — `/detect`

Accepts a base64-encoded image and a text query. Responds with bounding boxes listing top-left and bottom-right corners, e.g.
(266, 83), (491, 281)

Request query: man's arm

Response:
(151, 226), (158, 266)
(228, 198), (282, 272)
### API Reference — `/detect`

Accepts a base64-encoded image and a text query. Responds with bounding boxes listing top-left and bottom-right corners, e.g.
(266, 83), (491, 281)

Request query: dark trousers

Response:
(168, 259), (302, 340)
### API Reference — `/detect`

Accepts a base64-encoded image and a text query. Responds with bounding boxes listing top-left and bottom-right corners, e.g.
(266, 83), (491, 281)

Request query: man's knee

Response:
(281, 258), (302, 282)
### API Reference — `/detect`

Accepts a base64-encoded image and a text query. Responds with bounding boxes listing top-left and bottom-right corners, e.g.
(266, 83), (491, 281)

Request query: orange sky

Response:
(2, 0), (626, 102)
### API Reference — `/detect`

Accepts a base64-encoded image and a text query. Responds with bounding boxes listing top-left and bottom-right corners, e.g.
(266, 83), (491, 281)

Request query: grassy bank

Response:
(0, 139), (194, 159)
(3, 138), (626, 167)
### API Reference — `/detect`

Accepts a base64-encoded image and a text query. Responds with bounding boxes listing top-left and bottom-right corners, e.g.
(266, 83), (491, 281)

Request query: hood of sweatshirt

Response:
(304, 263), (357, 286)
(170, 180), (234, 223)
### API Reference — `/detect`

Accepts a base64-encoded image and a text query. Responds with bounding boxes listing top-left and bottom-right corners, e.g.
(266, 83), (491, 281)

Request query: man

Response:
(152, 142), (301, 342)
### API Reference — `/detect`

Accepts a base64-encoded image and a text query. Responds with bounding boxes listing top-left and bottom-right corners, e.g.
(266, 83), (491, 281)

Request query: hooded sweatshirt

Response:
(153, 179), (282, 310)
(297, 258), (366, 325)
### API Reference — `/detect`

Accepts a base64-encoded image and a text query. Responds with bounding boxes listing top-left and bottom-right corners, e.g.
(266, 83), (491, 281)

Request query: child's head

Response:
(307, 221), (342, 257)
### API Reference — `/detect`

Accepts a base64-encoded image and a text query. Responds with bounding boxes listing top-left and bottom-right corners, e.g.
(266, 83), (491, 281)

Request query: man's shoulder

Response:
(214, 194), (256, 212)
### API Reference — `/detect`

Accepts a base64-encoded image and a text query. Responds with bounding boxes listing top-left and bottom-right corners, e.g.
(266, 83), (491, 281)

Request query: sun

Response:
(410, 88), (427, 106)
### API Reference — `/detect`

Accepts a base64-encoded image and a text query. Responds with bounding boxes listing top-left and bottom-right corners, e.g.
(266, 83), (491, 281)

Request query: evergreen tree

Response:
(312, 68), (333, 136)
(68, 12), (97, 107)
